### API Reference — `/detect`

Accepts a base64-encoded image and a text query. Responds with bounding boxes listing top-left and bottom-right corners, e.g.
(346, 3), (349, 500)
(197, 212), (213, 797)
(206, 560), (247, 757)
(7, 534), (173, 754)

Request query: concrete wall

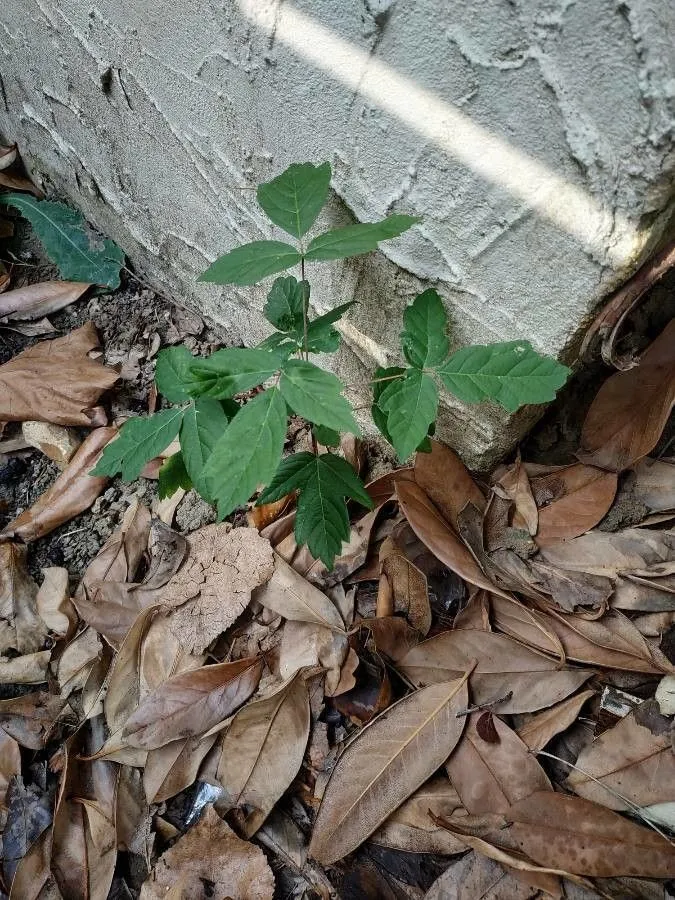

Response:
(1, 0), (673, 465)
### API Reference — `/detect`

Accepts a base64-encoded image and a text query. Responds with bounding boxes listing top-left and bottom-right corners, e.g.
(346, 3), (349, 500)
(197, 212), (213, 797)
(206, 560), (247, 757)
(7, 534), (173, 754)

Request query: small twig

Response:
(455, 691), (513, 718)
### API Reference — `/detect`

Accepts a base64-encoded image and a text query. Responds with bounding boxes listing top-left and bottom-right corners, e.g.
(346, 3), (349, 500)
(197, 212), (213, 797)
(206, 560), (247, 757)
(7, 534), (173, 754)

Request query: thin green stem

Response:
(300, 255), (309, 362)
(343, 372), (406, 393)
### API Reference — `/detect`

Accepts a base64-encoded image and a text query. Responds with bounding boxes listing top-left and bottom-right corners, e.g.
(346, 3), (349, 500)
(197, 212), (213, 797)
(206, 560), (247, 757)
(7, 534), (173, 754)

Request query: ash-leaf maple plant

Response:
(94, 161), (569, 568)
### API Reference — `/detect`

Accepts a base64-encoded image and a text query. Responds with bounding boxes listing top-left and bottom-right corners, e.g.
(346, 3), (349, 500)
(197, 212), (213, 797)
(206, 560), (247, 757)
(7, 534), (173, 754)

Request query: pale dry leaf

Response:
(165, 525), (274, 653)
(139, 805), (275, 900)
(144, 732), (218, 804)
(36, 567), (75, 637)
(380, 538), (431, 635)
(3, 775), (52, 889)
(0, 729), (21, 809)
(0, 542), (49, 654)
(116, 765), (152, 858)
(423, 851), (542, 900)
(0, 322), (118, 425)
(0, 650), (51, 684)
(0, 692), (67, 749)
(309, 673), (471, 864)
(414, 440), (486, 531)
(359, 616), (421, 662)
(655, 674), (675, 715)
(55, 627), (102, 699)
(328, 645), (359, 697)
(21, 421), (81, 468)
(253, 553), (345, 630)
(516, 689), (596, 752)
(1, 427), (116, 542)
(278, 620), (349, 693)
(7, 824), (55, 900)
(216, 673), (310, 837)
(0, 281), (90, 321)
(631, 458), (675, 512)
(539, 527), (675, 579)
(0, 143), (18, 170)
(78, 500), (151, 595)
(495, 455), (538, 535)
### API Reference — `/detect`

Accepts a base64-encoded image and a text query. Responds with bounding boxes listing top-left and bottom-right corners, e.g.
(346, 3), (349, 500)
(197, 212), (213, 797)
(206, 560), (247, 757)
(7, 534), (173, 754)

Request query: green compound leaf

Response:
(158, 452), (192, 500)
(280, 360), (360, 435)
(199, 240), (301, 286)
(201, 388), (287, 520)
(188, 347), (279, 399)
(259, 452), (373, 569)
(379, 368), (438, 461)
(257, 162), (332, 239)
(264, 276), (310, 332)
(371, 366), (405, 445)
(401, 289), (449, 369)
(304, 214), (420, 262)
(436, 340), (570, 413)
(0, 194), (124, 288)
(312, 424), (340, 448)
(155, 346), (194, 403)
(92, 408), (184, 481)
(303, 301), (355, 353)
(180, 398), (231, 498)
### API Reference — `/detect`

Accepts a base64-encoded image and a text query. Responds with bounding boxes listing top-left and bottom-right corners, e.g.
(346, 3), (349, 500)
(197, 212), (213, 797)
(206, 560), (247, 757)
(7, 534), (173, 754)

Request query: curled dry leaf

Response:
(0, 730), (21, 808)
(445, 713), (551, 815)
(0, 281), (90, 321)
(36, 566), (75, 637)
(122, 656), (264, 750)
(309, 673), (471, 864)
(365, 466), (415, 505)
(1, 427), (116, 542)
(332, 649), (391, 724)
(164, 525), (274, 653)
(144, 732), (218, 804)
(631, 457), (675, 513)
(566, 707), (675, 812)
(0, 143), (18, 170)
(0, 321), (118, 425)
(0, 692), (67, 749)
(278, 620), (349, 694)
(398, 629), (591, 714)
(21, 420), (81, 468)
(532, 464), (618, 547)
(494, 455), (538, 536)
(0, 542), (49, 654)
(414, 440), (485, 531)
(253, 553), (345, 631)
(139, 805), (275, 900)
(579, 318), (675, 472)
(216, 673), (310, 837)
(380, 537), (431, 634)
(0, 650), (51, 684)
(516, 689), (595, 752)
(359, 615), (421, 662)
(78, 500), (151, 594)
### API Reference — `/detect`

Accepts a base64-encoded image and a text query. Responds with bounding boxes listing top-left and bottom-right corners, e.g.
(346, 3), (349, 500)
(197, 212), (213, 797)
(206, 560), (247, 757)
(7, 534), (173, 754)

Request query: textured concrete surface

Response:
(1, 0), (673, 465)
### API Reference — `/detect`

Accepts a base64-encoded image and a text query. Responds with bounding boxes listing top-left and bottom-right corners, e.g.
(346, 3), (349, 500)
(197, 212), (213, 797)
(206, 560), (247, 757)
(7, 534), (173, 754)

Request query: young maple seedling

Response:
(94, 161), (569, 569)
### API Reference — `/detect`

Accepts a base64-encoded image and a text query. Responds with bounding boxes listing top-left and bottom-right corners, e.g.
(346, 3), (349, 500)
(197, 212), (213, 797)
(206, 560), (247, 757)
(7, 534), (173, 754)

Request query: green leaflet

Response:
(202, 388), (287, 519)
(188, 347), (279, 398)
(257, 162), (332, 239)
(258, 452), (373, 568)
(0, 194), (124, 288)
(401, 288), (449, 369)
(280, 360), (360, 435)
(371, 366), (405, 446)
(436, 341), (570, 413)
(92, 408), (184, 481)
(158, 452), (192, 499)
(155, 346), (194, 403)
(379, 368), (438, 461)
(180, 398), (231, 498)
(312, 424), (340, 448)
(264, 276), (310, 332)
(304, 214), (420, 261)
(303, 301), (355, 353)
(199, 240), (301, 285)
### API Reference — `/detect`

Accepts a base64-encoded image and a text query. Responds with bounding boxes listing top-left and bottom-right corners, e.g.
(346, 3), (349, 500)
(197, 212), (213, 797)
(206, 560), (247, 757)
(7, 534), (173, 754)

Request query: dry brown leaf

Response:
(567, 707), (675, 812)
(516, 689), (596, 752)
(579, 318), (675, 472)
(0, 729), (21, 809)
(532, 464), (618, 546)
(359, 615), (421, 662)
(415, 440), (485, 531)
(21, 420), (81, 468)
(1, 427), (116, 542)
(139, 805), (275, 899)
(116, 766), (152, 858)
(0, 281), (90, 321)
(0, 542), (49, 654)
(0, 650), (51, 683)
(309, 673), (471, 864)
(0, 322), (118, 425)
(631, 458), (675, 512)
(7, 825), (54, 900)
(380, 537), (431, 634)
(36, 566), (75, 637)
(495, 455), (538, 535)
(0, 170), (43, 196)
(398, 629), (591, 713)
(78, 501), (151, 595)
(144, 732), (218, 804)
(539, 527), (675, 579)
(164, 525), (274, 653)
(253, 553), (345, 630)
(436, 790), (675, 878)
(122, 656), (264, 750)
(396, 480), (511, 599)
(278, 620), (348, 694)
(55, 627), (102, 700)
(216, 673), (310, 837)
(371, 776), (468, 855)
(424, 851), (543, 900)
(365, 467), (415, 505)
(446, 713), (551, 814)
(247, 494), (293, 531)
(332, 650), (391, 724)
(0, 692), (67, 749)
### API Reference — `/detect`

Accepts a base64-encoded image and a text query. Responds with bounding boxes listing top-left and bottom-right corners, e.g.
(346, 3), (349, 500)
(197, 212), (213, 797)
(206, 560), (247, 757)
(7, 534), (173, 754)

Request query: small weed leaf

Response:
(158, 451), (192, 499)
(180, 398), (231, 498)
(92, 408), (184, 481)
(304, 214), (421, 261)
(264, 276), (309, 332)
(401, 289), (449, 369)
(188, 348), (279, 399)
(199, 240), (301, 285)
(257, 161), (332, 239)
(280, 360), (360, 435)
(155, 346), (194, 403)
(379, 368), (439, 461)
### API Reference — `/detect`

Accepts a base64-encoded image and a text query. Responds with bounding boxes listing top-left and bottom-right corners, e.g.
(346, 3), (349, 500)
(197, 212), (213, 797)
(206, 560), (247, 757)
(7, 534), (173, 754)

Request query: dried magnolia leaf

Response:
(539, 527), (675, 579)
(532, 464), (617, 547)
(0, 542), (49, 654)
(122, 656), (263, 750)
(365, 467), (415, 505)
(414, 440), (485, 531)
(139, 805), (275, 900)
(516, 689), (595, 752)
(1, 427), (116, 542)
(0, 281), (90, 321)
(0, 322), (118, 425)
(216, 673), (310, 837)
(253, 553), (345, 630)
(309, 674), (471, 864)
(631, 458), (675, 512)
(399, 629), (591, 714)
(55, 627), (102, 699)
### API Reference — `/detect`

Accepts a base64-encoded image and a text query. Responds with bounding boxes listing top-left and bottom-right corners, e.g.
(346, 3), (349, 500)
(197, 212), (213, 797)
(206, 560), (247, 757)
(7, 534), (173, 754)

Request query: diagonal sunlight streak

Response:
(238, 0), (639, 268)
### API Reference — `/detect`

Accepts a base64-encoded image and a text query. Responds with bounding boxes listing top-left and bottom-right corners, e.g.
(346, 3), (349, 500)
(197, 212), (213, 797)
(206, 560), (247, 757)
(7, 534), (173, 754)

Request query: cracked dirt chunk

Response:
(166, 525), (275, 653)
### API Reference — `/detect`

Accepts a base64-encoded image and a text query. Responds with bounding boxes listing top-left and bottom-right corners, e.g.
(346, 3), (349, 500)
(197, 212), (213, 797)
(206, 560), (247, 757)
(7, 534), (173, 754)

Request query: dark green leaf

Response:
(259, 452), (373, 569)
(371, 366), (405, 445)
(188, 348), (279, 398)
(263, 276), (309, 331)
(202, 388), (287, 519)
(180, 398), (230, 498)
(280, 360), (360, 434)
(91, 409), (184, 481)
(155, 346), (194, 403)
(379, 368), (438, 460)
(312, 425), (340, 447)
(158, 452), (192, 499)
(401, 289), (449, 368)
(304, 214), (420, 262)
(436, 341), (570, 412)
(199, 241), (301, 285)
(256, 332), (299, 358)
(0, 194), (124, 288)
(257, 162), (331, 239)
(303, 301), (355, 353)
